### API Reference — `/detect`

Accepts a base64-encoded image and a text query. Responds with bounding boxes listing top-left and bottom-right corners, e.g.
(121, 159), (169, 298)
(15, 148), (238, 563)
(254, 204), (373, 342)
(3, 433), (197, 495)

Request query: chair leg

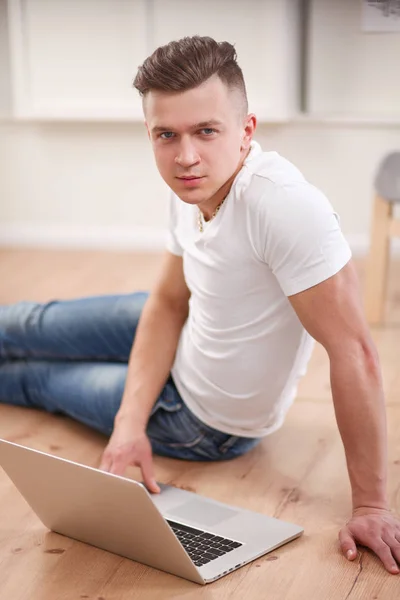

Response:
(364, 195), (392, 325)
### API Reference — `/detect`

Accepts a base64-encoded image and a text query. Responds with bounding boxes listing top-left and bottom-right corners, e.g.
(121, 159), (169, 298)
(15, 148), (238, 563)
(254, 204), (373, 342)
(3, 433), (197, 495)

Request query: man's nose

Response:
(175, 139), (200, 168)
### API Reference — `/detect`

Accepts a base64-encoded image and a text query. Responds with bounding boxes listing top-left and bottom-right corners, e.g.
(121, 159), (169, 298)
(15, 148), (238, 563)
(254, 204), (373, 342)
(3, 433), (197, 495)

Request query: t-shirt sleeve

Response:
(165, 193), (183, 256)
(259, 182), (352, 296)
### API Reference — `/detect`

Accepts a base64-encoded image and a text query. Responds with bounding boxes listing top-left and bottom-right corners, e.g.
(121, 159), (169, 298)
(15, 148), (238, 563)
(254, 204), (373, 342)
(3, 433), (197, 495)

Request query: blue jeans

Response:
(0, 293), (260, 461)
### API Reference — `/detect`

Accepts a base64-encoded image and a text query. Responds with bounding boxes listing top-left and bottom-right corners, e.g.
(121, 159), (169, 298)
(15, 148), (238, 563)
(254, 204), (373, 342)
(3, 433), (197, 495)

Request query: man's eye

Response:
(201, 128), (215, 135)
(160, 132), (174, 139)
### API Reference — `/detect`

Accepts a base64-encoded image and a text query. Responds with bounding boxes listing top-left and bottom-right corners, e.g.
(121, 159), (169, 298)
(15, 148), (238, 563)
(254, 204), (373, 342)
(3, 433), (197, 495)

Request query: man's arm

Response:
(290, 260), (387, 510)
(116, 250), (190, 427)
(288, 260), (400, 574)
(100, 251), (190, 489)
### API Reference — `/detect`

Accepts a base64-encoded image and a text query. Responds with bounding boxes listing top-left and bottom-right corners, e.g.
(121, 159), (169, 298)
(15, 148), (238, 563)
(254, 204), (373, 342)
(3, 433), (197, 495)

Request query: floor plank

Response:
(0, 249), (399, 599)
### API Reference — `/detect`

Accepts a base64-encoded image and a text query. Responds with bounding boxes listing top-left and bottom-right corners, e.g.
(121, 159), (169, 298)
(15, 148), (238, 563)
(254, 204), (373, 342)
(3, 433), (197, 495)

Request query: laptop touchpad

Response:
(169, 499), (238, 527)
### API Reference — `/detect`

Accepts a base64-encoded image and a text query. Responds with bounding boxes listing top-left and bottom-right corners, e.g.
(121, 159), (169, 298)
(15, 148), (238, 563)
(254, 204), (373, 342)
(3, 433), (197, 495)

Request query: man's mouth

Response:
(177, 175), (205, 187)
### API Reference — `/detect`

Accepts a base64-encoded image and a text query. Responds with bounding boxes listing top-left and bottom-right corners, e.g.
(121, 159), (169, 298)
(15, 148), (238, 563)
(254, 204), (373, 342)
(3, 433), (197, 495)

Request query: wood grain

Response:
(0, 249), (399, 599)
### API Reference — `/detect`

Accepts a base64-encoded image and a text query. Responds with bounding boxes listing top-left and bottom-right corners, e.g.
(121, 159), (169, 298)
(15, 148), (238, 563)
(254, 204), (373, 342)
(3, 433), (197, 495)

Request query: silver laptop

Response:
(0, 438), (303, 585)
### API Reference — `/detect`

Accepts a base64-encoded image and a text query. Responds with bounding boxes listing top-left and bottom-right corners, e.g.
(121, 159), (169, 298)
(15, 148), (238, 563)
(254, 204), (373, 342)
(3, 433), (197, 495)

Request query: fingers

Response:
(382, 530), (400, 573)
(99, 448), (129, 477)
(339, 528), (357, 561)
(108, 456), (130, 476)
(370, 539), (400, 574)
(340, 527), (400, 574)
(98, 440), (160, 494)
(140, 452), (160, 494)
(99, 452), (112, 472)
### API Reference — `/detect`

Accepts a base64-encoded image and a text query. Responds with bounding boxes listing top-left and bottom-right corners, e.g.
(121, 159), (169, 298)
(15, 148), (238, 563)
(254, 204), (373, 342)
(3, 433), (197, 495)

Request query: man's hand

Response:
(99, 416), (160, 494)
(339, 507), (400, 574)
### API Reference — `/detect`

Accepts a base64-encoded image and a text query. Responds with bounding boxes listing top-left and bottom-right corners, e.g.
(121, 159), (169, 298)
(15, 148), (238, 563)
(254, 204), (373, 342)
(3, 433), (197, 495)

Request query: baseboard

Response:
(0, 224), (399, 257)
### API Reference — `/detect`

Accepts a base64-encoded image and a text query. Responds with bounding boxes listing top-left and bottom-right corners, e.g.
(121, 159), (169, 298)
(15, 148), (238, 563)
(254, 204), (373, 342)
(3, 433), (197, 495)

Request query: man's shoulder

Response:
(240, 145), (333, 224)
(239, 144), (312, 210)
(244, 143), (306, 189)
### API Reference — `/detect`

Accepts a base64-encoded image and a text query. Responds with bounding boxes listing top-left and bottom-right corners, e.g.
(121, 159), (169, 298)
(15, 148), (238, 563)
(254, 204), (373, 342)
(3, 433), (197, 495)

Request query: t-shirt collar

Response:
(244, 140), (262, 166)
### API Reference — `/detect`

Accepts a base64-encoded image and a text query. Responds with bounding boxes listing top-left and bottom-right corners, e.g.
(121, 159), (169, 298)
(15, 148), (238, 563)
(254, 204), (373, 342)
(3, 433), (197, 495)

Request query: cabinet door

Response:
(307, 0), (400, 116)
(151, 0), (300, 121)
(9, 0), (148, 120)
(0, 0), (11, 117)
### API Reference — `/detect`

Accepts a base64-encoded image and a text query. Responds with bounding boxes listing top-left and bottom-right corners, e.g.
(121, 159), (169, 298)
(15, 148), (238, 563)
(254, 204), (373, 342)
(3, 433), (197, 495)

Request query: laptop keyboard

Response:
(167, 520), (242, 567)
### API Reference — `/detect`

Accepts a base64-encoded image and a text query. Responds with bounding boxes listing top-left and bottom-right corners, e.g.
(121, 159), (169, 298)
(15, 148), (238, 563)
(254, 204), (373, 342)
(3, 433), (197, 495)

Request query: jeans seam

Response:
(219, 435), (240, 454)
(159, 431), (206, 449)
(150, 401), (182, 417)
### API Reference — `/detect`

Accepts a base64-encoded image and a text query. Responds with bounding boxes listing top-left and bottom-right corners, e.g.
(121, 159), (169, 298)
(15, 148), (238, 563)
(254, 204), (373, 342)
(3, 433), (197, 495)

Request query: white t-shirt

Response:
(166, 141), (352, 438)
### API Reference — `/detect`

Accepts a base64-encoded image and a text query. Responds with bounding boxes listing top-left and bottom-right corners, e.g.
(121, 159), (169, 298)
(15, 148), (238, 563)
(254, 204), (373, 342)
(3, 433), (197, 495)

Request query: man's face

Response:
(144, 75), (254, 207)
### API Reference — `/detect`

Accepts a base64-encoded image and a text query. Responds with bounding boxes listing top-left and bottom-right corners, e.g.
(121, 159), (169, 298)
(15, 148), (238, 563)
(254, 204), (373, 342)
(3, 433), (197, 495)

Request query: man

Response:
(1, 36), (399, 574)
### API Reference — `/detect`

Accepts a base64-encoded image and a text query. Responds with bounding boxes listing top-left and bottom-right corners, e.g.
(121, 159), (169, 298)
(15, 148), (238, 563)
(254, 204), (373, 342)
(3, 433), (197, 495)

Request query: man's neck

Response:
(199, 147), (251, 220)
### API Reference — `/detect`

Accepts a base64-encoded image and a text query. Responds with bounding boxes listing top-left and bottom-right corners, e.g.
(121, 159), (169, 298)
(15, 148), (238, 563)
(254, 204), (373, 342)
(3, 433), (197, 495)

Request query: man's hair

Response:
(133, 35), (248, 113)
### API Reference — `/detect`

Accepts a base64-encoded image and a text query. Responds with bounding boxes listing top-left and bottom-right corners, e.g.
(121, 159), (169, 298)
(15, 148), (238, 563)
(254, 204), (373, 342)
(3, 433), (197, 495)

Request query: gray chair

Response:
(365, 151), (400, 325)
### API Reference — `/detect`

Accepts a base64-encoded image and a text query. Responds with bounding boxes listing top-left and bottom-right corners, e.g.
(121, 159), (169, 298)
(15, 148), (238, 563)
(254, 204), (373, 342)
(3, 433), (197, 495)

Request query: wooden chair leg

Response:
(364, 195), (392, 325)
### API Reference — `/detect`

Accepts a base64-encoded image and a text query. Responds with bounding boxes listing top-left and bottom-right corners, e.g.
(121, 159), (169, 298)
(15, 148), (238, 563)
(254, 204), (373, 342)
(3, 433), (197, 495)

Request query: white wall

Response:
(1, 119), (400, 254)
(261, 122), (400, 249)
(1, 0), (400, 254)
(0, 0), (11, 118)
(0, 120), (170, 249)
(308, 0), (400, 115)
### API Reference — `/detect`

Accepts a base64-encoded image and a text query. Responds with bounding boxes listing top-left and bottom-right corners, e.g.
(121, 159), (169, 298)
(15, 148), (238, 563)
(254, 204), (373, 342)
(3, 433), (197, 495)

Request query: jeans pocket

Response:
(148, 380), (261, 459)
(216, 434), (261, 459)
(150, 394), (183, 416)
(148, 390), (206, 449)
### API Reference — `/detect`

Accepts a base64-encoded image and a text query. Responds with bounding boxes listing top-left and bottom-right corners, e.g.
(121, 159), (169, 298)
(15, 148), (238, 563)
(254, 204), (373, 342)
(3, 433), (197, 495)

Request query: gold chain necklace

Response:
(197, 197), (226, 233)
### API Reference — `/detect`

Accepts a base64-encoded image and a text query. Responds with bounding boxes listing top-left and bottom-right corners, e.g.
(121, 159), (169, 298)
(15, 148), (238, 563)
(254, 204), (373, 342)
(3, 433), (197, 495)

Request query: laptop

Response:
(0, 438), (303, 585)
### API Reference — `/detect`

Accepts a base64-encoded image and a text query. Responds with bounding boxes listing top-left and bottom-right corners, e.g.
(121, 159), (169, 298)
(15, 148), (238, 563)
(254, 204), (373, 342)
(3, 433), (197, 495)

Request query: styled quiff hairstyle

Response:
(133, 35), (248, 114)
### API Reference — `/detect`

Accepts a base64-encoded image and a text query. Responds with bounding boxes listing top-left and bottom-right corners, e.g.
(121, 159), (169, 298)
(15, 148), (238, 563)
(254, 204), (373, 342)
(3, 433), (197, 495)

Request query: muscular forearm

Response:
(115, 293), (188, 430)
(329, 342), (389, 510)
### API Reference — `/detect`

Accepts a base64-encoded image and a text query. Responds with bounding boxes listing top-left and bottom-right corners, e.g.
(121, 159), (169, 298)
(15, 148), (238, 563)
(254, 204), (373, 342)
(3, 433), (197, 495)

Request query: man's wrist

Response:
(115, 404), (148, 433)
(352, 494), (389, 512)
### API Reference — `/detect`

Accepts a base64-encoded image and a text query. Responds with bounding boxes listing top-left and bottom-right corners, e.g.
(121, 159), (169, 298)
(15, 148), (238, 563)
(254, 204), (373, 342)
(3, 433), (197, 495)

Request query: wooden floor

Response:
(0, 249), (399, 600)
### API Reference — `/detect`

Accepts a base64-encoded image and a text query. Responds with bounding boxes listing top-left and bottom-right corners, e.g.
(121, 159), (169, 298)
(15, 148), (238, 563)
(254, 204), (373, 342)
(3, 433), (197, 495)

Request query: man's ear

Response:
(241, 114), (257, 150)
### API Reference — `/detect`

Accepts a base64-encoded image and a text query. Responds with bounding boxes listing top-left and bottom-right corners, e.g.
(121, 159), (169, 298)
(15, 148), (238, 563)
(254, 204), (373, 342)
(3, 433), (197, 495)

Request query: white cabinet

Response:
(3, 0), (302, 122)
(307, 0), (400, 117)
(0, 0), (11, 118)
(6, 0), (148, 120)
(151, 0), (301, 122)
